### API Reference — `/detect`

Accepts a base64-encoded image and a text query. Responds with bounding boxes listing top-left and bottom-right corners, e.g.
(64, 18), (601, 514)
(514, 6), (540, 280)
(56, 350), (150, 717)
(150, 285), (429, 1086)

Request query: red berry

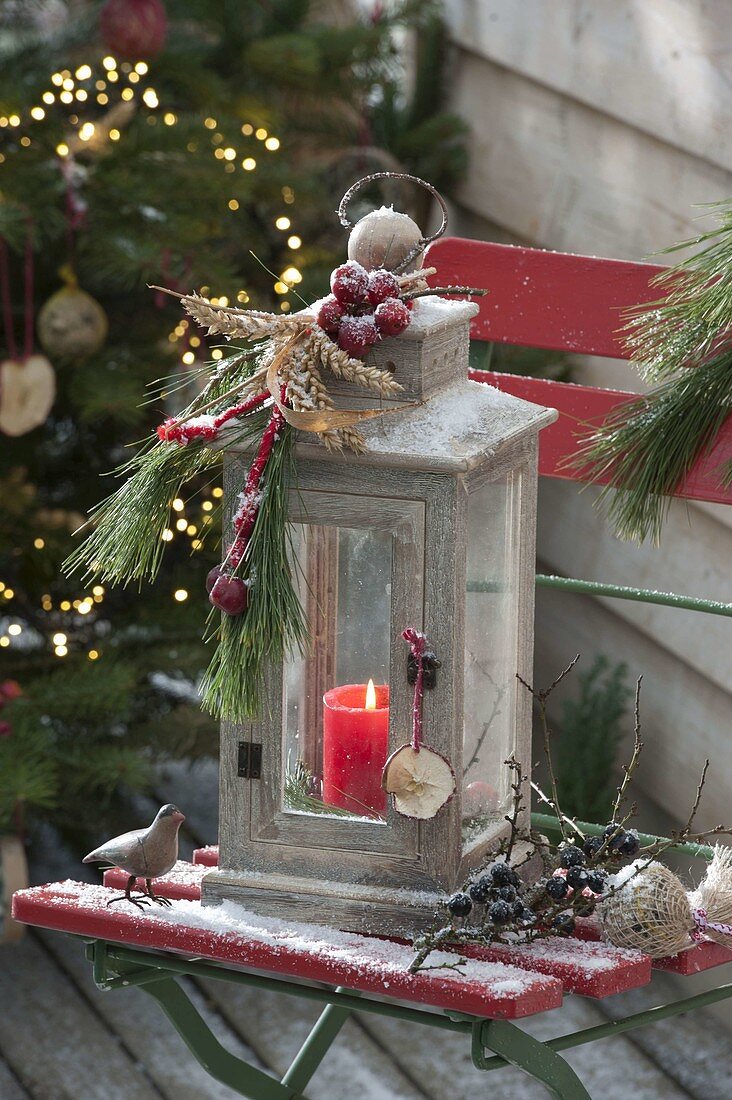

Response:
(205, 565), (225, 594)
(374, 297), (411, 337)
(337, 315), (379, 358)
(209, 575), (248, 616)
(367, 269), (400, 306)
(316, 296), (345, 335)
(330, 261), (369, 307)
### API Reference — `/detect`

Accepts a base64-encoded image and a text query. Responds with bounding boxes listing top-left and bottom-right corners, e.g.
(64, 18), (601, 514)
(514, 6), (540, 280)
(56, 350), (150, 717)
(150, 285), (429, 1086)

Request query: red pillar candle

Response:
(322, 681), (389, 816)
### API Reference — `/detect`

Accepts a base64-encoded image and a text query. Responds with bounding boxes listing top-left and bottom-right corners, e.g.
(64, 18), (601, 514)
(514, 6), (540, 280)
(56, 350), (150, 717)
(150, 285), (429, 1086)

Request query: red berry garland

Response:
(320, 261), (413, 357)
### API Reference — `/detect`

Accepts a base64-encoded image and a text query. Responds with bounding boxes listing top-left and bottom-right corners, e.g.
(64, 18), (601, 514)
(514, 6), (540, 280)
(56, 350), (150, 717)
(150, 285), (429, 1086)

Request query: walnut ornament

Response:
(0, 355), (55, 436)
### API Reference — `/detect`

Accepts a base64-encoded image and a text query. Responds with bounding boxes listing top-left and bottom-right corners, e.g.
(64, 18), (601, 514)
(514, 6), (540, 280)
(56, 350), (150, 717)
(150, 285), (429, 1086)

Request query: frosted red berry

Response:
(374, 297), (411, 337)
(367, 269), (400, 306)
(209, 574), (248, 616)
(316, 296), (345, 335)
(337, 315), (379, 358)
(330, 261), (369, 307)
(205, 565), (225, 594)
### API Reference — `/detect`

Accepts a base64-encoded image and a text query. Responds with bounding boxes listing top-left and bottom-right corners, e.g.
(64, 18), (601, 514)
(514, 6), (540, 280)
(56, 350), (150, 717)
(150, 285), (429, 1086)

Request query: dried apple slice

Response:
(382, 744), (456, 819)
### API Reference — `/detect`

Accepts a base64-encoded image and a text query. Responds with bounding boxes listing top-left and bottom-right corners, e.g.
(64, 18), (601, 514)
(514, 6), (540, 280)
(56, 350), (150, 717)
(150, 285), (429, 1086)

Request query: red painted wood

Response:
(105, 864), (650, 999)
(468, 370), (732, 505)
(192, 845), (219, 867)
(12, 880), (562, 1019)
(426, 237), (667, 359)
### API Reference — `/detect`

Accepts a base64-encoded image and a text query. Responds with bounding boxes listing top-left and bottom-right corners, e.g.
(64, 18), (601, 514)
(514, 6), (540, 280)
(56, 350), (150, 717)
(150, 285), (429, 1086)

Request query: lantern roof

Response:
(298, 295), (558, 473)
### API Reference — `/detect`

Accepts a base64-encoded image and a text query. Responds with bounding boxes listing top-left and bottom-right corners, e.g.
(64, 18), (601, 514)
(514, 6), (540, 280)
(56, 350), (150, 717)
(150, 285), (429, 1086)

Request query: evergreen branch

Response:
(200, 426), (308, 721)
(572, 351), (732, 544)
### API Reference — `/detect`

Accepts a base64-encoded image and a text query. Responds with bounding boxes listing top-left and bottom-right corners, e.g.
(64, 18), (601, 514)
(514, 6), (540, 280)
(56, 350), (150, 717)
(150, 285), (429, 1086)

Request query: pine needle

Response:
(574, 199), (732, 542)
(200, 425), (308, 721)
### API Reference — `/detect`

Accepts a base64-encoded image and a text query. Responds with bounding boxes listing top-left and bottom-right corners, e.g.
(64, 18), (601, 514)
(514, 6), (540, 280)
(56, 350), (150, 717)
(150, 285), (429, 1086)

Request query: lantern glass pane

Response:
(282, 522), (392, 823)
(462, 472), (521, 853)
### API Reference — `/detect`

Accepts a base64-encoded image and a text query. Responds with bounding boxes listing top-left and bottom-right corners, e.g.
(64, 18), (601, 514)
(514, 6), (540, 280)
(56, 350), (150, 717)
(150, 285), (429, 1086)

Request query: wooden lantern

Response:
(201, 297), (557, 935)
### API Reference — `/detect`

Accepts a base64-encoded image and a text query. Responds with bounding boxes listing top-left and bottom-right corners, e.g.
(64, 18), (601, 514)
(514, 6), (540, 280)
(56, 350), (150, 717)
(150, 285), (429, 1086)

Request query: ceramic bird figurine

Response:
(83, 804), (185, 910)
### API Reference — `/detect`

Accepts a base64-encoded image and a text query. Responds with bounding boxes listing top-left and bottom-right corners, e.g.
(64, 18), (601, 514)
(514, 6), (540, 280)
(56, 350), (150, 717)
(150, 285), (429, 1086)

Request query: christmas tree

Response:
(0, 0), (466, 845)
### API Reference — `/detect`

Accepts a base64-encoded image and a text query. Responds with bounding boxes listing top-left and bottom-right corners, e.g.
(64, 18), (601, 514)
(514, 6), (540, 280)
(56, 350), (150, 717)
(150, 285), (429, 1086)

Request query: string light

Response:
(223, 146), (236, 160)
(121, 87), (134, 101)
(212, 487), (224, 498)
(97, 93), (109, 106)
(79, 122), (95, 141)
(282, 266), (302, 284)
(75, 89), (88, 101)
(78, 600), (92, 614)
(8, 624), (21, 636)
(228, 198), (239, 211)
(8, 114), (20, 127)
(191, 539), (203, 550)
(204, 117), (217, 129)
(287, 235), (302, 249)
(241, 123), (253, 135)
(241, 157), (256, 171)
(30, 106), (45, 120)
(102, 56), (117, 69)
(186, 524), (197, 536)
(19, 136), (31, 147)
(109, 128), (120, 141)
(51, 72), (64, 86)
(42, 91), (55, 104)
(60, 599), (71, 610)
(161, 529), (174, 542)
(88, 649), (99, 660)
(265, 137), (280, 151)
(172, 498), (185, 511)
(202, 500), (213, 512)
(274, 281), (288, 294)
(128, 71), (141, 84)
(34, 537), (45, 549)
(181, 350), (195, 365)
(0, 638), (8, 648)
(134, 61), (149, 75)
(237, 290), (249, 303)
(255, 127), (267, 140)
(59, 91), (73, 104)
(3, 589), (14, 600)
(92, 585), (105, 596)
(107, 70), (119, 82)
(75, 64), (92, 80)
(211, 348), (223, 360)
(175, 518), (188, 532)
(275, 216), (291, 230)
(174, 589), (188, 602)
(163, 111), (176, 125)
(52, 632), (67, 646)
(55, 645), (68, 657)
(56, 142), (69, 156)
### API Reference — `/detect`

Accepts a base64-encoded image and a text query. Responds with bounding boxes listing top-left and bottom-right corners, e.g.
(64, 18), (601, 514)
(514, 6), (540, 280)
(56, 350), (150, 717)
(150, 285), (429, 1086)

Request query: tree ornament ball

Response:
(0, 356), (55, 437)
(347, 207), (424, 272)
(37, 278), (108, 360)
(99, 0), (167, 60)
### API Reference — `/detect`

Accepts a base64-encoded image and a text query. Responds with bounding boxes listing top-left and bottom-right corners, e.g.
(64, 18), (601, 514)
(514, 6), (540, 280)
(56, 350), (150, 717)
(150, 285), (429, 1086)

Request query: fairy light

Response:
(161, 529), (174, 542)
(282, 266), (302, 284)
(55, 645), (68, 657)
(128, 71), (141, 84)
(241, 157), (256, 171)
(218, 296), (229, 307)
(51, 72), (64, 86)
(3, 589), (14, 600)
(228, 199), (239, 211)
(212, 487), (224, 498)
(273, 280), (288, 295)
(175, 518), (188, 532)
(189, 335), (201, 348)
(107, 70), (119, 83)
(275, 216), (291, 230)
(34, 537), (45, 549)
(8, 114), (20, 127)
(265, 137), (280, 151)
(42, 596), (52, 611)
(121, 87), (134, 101)
(88, 649), (99, 660)
(280, 301), (291, 312)
(56, 142), (69, 156)
(224, 163), (235, 174)
(30, 106), (45, 120)
(186, 524), (197, 536)
(109, 128), (120, 141)
(60, 599), (71, 611)
(42, 91), (55, 104)
(95, 79), (106, 91)
(8, 624), (21, 636)
(75, 88), (88, 101)
(163, 111), (176, 125)
(241, 123), (253, 135)
(20, 136), (31, 147)
(282, 186), (295, 204)
(237, 290), (249, 303)
(92, 585), (104, 597)
(76, 64), (92, 80)
(287, 235), (302, 250)
(204, 117), (217, 129)
(223, 146), (236, 160)
(62, 77), (74, 91)
(255, 127), (267, 140)
(79, 122), (95, 141)
(191, 539), (203, 550)
(78, 600), (92, 615)
(202, 500), (213, 512)
(181, 350), (195, 365)
(172, 498), (185, 512)
(211, 348), (223, 360)
(174, 589), (188, 602)
(134, 61), (149, 75)
(214, 148), (225, 160)
(52, 632), (67, 646)
(0, 118), (7, 127)
(0, 638), (8, 648)
(102, 56), (117, 70)
(98, 94), (109, 106)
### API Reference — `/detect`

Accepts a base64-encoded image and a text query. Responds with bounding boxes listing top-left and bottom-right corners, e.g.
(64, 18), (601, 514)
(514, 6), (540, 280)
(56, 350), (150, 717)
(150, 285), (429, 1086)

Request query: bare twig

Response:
(612, 676), (644, 822)
(530, 780), (585, 839)
(503, 755), (526, 861)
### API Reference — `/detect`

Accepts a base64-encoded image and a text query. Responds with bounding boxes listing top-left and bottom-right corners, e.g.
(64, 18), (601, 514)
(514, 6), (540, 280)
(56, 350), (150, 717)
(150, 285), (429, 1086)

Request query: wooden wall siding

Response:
(444, 0), (732, 177)
(442, 0), (732, 829)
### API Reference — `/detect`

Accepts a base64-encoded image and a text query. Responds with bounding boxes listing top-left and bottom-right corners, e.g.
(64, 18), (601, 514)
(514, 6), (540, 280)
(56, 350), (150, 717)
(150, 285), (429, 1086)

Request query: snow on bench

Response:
(12, 879), (562, 1020)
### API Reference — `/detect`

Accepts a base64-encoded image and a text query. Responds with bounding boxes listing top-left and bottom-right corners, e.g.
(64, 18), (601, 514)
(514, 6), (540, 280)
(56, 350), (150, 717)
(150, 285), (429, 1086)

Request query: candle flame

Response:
(365, 678), (376, 710)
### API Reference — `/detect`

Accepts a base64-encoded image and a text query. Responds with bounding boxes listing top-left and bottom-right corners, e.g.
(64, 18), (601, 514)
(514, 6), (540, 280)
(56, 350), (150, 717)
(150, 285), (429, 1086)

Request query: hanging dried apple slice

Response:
(382, 744), (456, 819)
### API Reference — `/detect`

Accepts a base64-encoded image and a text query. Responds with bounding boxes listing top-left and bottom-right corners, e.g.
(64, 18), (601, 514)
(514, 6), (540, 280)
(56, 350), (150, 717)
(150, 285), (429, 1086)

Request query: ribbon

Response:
(265, 331), (412, 434)
(402, 628), (427, 752)
(691, 907), (732, 943)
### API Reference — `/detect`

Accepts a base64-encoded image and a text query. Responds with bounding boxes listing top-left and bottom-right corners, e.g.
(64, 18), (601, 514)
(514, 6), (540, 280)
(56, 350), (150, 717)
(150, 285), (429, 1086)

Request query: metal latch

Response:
(238, 742), (262, 779)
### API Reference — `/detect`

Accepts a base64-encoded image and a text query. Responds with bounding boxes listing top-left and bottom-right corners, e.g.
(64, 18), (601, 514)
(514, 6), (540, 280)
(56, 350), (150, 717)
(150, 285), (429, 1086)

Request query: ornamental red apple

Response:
(367, 269), (400, 305)
(205, 565), (224, 594)
(316, 296), (345, 335)
(374, 297), (411, 337)
(337, 315), (379, 358)
(209, 574), (248, 616)
(330, 261), (369, 307)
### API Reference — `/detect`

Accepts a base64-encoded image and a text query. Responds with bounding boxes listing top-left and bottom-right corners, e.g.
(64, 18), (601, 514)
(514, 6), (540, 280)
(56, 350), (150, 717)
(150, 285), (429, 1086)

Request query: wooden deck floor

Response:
(1, 760), (730, 1099)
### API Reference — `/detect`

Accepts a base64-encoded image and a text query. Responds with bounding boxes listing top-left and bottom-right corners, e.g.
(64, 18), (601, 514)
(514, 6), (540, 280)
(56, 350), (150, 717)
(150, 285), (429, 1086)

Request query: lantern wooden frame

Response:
(202, 301), (557, 935)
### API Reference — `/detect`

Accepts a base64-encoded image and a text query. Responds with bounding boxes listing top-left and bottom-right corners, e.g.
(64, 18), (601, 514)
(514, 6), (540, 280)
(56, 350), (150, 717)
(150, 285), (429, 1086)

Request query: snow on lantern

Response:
(201, 176), (558, 935)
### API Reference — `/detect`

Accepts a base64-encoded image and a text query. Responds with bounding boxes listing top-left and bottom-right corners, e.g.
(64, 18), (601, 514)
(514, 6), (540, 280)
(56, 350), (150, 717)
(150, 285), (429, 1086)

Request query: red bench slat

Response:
(426, 237), (666, 359)
(104, 864), (651, 998)
(12, 880), (561, 1020)
(468, 370), (732, 504)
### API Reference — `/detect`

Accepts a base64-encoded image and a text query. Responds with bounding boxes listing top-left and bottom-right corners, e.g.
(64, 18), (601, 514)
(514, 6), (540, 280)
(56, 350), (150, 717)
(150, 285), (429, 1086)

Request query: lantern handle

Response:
(337, 172), (449, 273)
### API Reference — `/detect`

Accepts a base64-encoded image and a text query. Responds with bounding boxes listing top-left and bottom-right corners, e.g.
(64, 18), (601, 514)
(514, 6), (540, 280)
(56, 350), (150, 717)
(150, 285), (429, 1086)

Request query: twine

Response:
(402, 628), (427, 752)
